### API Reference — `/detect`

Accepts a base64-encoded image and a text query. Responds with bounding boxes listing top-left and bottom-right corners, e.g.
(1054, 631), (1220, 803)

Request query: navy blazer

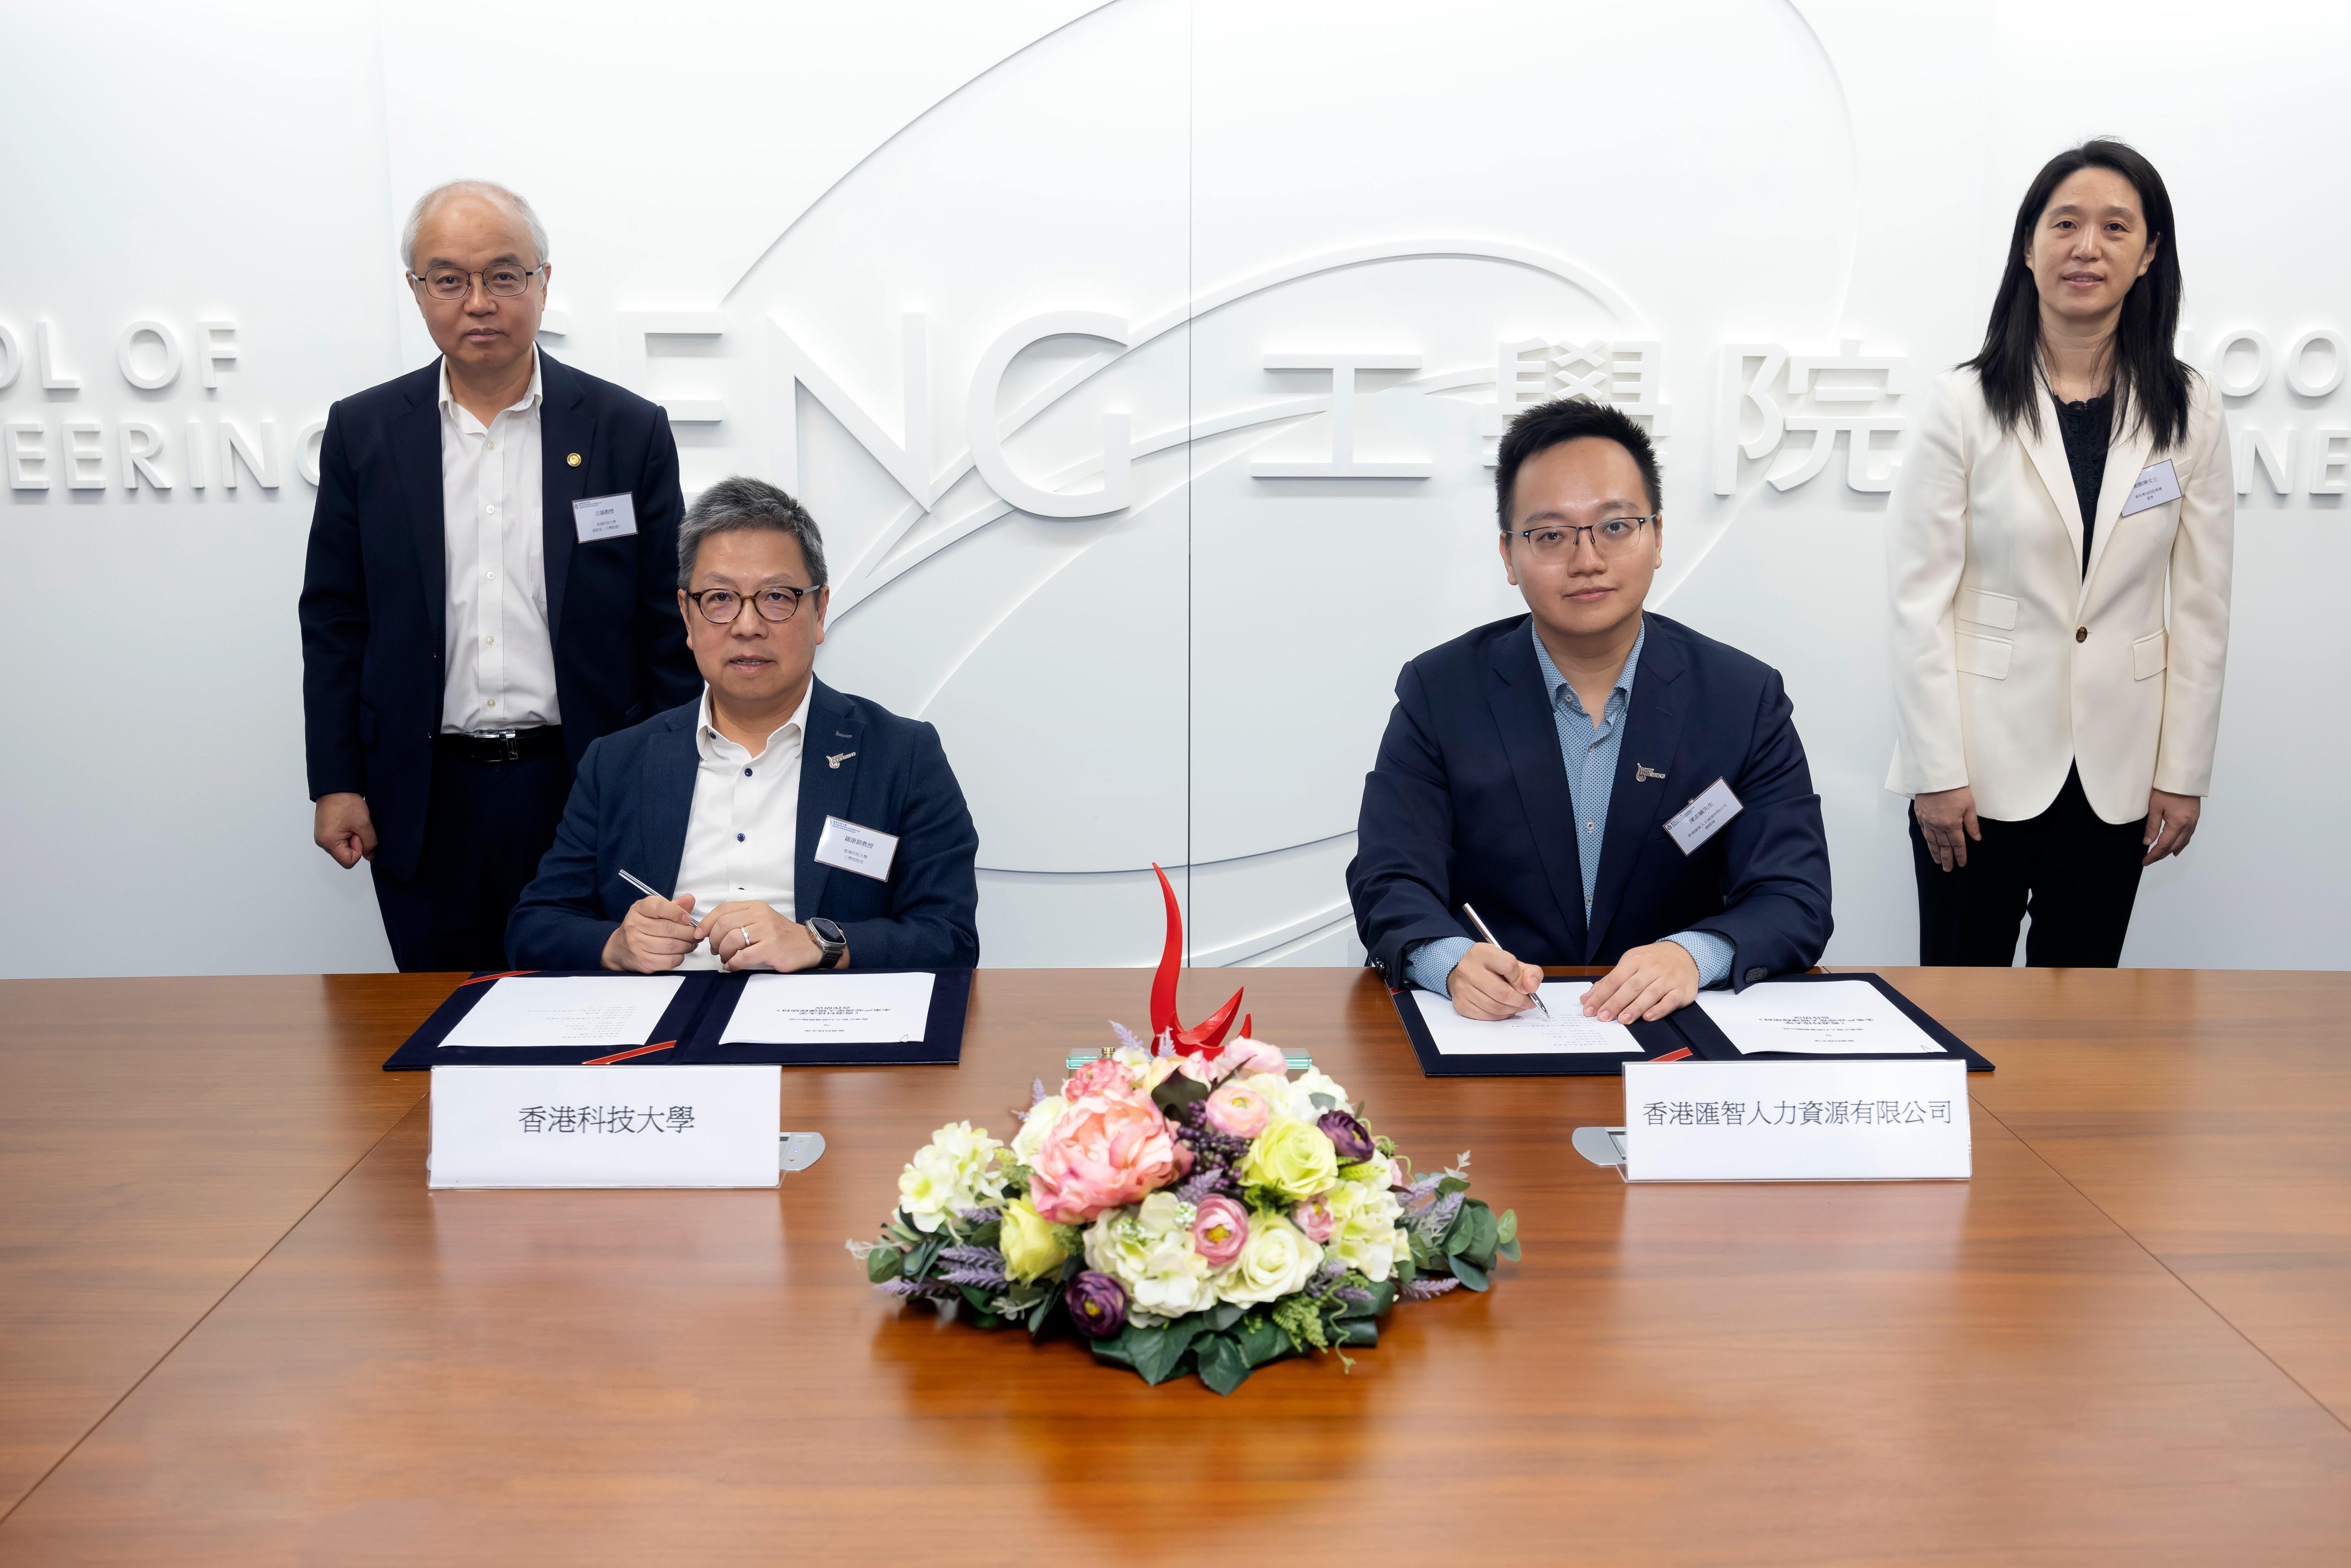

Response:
(298, 352), (700, 881)
(505, 681), (980, 971)
(1346, 612), (1831, 991)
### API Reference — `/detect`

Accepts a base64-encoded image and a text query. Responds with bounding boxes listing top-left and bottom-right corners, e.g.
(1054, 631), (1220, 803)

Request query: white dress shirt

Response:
(672, 682), (810, 970)
(439, 348), (560, 733)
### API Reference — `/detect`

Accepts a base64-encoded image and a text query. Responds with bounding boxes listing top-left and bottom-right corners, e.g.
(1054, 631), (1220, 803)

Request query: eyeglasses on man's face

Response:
(1506, 515), (1658, 560)
(408, 263), (547, 301)
(685, 585), (819, 626)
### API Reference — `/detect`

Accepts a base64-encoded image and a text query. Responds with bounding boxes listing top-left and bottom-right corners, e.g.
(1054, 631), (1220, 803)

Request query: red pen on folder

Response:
(580, 1041), (679, 1066)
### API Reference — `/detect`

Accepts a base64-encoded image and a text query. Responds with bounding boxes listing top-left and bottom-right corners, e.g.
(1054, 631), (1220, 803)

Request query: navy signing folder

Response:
(1659, 971), (1994, 1072)
(1391, 970), (1991, 1078)
(383, 968), (970, 1071)
(1391, 981), (1690, 1077)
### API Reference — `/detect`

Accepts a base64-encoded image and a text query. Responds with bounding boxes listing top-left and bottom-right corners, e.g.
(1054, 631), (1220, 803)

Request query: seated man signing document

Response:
(508, 477), (979, 972)
(1346, 399), (1831, 1024)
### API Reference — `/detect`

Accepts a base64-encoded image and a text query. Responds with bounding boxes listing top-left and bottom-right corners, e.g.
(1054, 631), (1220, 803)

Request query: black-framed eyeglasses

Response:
(686, 585), (819, 625)
(1506, 515), (1657, 560)
(407, 263), (547, 301)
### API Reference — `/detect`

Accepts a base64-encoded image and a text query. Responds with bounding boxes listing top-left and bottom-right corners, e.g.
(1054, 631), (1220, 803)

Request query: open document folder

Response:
(1410, 981), (1639, 1054)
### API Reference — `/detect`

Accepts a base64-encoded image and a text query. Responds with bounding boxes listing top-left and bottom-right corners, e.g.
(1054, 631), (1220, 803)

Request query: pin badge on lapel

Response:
(1635, 764), (1666, 783)
(826, 751), (856, 770)
(566, 452), (581, 467)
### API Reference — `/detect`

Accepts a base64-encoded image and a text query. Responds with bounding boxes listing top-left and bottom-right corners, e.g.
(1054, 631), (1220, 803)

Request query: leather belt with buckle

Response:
(433, 726), (567, 764)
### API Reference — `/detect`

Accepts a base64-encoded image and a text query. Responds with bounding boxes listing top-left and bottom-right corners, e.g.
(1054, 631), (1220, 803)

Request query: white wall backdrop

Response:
(2, 0), (2345, 978)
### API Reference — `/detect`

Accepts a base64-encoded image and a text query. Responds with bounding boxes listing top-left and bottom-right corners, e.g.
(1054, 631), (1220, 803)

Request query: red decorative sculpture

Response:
(1148, 863), (1247, 1056)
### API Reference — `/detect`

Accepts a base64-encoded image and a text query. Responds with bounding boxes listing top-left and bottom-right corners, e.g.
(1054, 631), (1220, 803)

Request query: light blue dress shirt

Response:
(1404, 617), (1736, 997)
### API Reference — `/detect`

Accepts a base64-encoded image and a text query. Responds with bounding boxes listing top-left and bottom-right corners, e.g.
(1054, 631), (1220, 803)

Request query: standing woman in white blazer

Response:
(1888, 139), (2232, 966)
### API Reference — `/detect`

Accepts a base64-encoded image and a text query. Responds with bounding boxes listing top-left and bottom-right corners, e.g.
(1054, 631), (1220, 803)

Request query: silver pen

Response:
(1459, 903), (1551, 1020)
(617, 868), (700, 925)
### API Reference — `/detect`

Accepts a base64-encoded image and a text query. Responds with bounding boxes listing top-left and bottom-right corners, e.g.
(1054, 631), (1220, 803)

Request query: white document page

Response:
(1412, 982), (1639, 1056)
(1695, 980), (1943, 1055)
(440, 975), (684, 1049)
(720, 971), (936, 1045)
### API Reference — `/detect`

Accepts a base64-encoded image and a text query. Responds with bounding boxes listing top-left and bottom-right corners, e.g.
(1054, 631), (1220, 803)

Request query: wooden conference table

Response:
(0, 967), (2345, 1565)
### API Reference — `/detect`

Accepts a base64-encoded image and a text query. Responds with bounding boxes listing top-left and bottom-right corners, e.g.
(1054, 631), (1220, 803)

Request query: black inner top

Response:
(2053, 391), (2113, 573)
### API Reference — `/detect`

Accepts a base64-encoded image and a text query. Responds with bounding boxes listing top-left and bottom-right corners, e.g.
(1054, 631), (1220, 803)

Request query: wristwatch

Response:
(808, 917), (848, 971)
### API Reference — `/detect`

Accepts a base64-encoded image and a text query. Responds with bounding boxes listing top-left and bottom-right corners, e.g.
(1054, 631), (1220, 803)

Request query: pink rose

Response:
(1203, 1078), (1273, 1140)
(1192, 1195), (1250, 1268)
(1216, 1037), (1288, 1078)
(1064, 1057), (1137, 1099)
(1029, 1086), (1188, 1224)
(1291, 1194), (1338, 1244)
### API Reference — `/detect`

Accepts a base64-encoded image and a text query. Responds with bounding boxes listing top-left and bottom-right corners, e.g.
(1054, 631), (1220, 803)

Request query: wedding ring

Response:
(738, 926), (751, 951)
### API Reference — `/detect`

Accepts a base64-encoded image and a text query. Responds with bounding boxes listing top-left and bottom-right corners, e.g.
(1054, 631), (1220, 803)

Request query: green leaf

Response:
(1436, 1175), (1471, 1196)
(1465, 1205), (1501, 1267)
(1195, 1333), (1252, 1395)
(1335, 1318), (1379, 1348)
(903, 1236), (944, 1280)
(866, 1245), (905, 1283)
(1444, 1206), (1477, 1256)
(1127, 1317), (1208, 1386)
(1374, 1134), (1398, 1157)
(1207, 1304), (1244, 1332)
(1027, 1291), (1056, 1336)
(1496, 1208), (1519, 1246)
(1151, 1072), (1212, 1116)
(1407, 1230), (1433, 1268)
(1394, 1250), (1417, 1285)
(1364, 1277), (1398, 1316)
(1499, 1238), (1521, 1263)
(1236, 1313), (1290, 1368)
(1309, 1092), (1338, 1112)
(1089, 1335), (1137, 1369)
(1449, 1254), (1490, 1292)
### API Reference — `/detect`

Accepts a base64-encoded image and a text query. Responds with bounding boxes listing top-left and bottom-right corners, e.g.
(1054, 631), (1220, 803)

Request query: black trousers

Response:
(1910, 766), (2146, 967)
(370, 751), (572, 973)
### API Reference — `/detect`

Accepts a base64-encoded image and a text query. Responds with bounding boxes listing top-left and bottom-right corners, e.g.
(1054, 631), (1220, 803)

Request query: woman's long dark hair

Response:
(1966, 138), (2193, 452)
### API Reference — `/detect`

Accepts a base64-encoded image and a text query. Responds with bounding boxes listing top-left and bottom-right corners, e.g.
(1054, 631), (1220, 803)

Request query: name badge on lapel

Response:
(2119, 459), (2183, 518)
(573, 492), (638, 542)
(1664, 777), (1743, 854)
(814, 815), (898, 881)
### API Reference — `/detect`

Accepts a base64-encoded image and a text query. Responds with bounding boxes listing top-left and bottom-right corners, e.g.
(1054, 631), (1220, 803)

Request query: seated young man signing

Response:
(507, 477), (979, 973)
(1346, 399), (1831, 1024)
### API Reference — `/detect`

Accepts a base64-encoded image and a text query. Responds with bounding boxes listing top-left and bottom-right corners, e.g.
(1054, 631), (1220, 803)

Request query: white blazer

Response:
(1886, 366), (2233, 824)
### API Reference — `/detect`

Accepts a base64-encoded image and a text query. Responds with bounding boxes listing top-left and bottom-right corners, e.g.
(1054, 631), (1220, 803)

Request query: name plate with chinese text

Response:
(1620, 1059), (1970, 1182)
(428, 1065), (781, 1189)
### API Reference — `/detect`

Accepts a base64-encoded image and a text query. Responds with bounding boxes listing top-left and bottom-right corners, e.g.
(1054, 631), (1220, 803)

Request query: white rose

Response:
(1213, 1210), (1325, 1306)
(1084, 1197), (1216, 1320)
(896, 1120), (1008, 1234)
(1325, 1181), (1405, 1282)
(1010, 1095), (1067, 1165)
(1268, 1067), (1354, 1124)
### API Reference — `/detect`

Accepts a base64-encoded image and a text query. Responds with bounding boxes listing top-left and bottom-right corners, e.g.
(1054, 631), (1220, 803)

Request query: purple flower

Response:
(1064, 1270), (1128, 1338)
(1318, 1109), (1375, 1163)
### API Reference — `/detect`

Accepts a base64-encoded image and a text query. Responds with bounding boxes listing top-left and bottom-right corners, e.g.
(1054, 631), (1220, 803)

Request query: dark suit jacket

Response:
(505, 681), (981, 971)
(298, 351), (700, 881)
(1346, 612), (1831, 991)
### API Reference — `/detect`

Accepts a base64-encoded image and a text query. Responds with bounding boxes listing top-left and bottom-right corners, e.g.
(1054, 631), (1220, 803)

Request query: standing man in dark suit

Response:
(300, 179), (698, 971)
(1347, 398), (1832, 1025)
(506, 477), (979, 973)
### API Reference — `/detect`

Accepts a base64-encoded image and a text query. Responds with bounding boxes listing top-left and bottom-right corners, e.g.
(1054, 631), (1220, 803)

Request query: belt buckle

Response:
(470, 727), (521, 762)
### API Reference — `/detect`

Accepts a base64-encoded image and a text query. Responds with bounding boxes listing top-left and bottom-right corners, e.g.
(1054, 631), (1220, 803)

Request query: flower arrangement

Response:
(848, 868), (1519, 1395)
